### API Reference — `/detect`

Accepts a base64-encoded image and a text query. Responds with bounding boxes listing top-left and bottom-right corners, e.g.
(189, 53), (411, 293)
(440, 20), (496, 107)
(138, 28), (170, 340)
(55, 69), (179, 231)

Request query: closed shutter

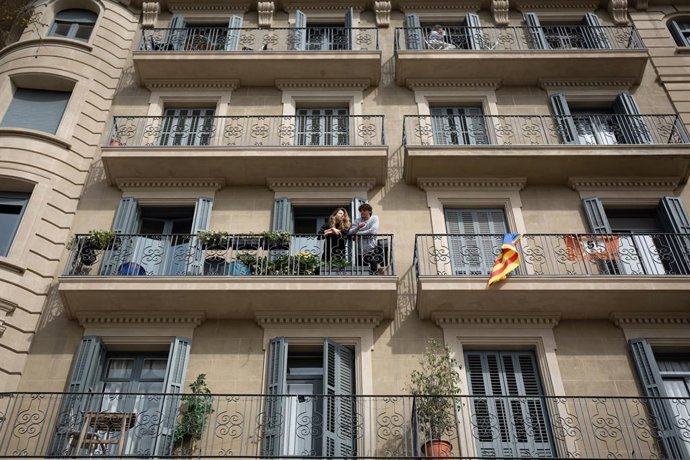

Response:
(159, 108), (215, 146)
(272, 198), (293, 232)
(670, 21), (689, 47)
(613, 92), (652, 144)
(549, 94), (579, 145)
(657, 197), (690, 275)
(226, 15), (243, 50)
(166, 15), (186, 50)
(292, 10), (307, 51)
(1, 89), (71, 134)
(582, 13), (611, 49)
(582, 197), (612, 233)
(263, 337), (288, 456)
(405, 14), (422, 50)
(156, 337), (192, 456)
(188, 197), (214, 275)
(465, 351), (554, 458)
(351, 197), (367, 221)
(465, 13), (483, 50)
(431, 107), (487, 145)
(445, 208), (507, 275)
(322, 338), (356, 458)
(344, 8), (354, 50)
(629, 339), (688, 460)
(523, 13), (548, 49)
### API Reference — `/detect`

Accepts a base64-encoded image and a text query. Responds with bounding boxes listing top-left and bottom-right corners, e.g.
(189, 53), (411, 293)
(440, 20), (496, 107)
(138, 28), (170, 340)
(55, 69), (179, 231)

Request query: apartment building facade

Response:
(1, 0), (690, 457)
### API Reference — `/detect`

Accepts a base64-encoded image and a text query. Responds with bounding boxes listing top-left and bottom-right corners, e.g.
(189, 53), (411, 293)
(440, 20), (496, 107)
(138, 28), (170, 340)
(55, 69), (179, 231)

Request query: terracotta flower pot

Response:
(421, 439), (452, 459)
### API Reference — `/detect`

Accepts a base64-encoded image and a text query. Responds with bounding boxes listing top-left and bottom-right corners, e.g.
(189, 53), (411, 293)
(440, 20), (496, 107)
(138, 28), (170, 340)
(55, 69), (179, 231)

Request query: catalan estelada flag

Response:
(487, 233), (523, 288)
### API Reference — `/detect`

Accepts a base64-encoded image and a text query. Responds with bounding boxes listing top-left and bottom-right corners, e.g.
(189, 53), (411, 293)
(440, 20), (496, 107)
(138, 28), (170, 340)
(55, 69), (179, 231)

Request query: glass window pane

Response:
(75, 24), (94, 41)
(138, 381), (165, 394)
(105, 358), (133, 379)
(0, 204), (23, 256)
(141, 359), (167, 379)
(51, 22), (71, 37)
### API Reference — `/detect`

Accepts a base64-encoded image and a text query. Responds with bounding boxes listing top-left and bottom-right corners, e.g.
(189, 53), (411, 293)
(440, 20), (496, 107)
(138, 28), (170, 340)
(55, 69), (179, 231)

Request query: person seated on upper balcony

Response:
(428, 25), (456, 50)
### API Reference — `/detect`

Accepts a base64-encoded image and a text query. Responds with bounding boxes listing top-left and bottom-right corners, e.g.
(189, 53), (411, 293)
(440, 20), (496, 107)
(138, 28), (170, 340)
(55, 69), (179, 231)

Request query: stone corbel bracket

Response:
(491, 0), (509, 26)
(0, 298), (18, 315)
(142, 2), (160, 29)
(258, 1), (275, 27)
(374, 1), (391, 27)
(608, 0), (629, 25)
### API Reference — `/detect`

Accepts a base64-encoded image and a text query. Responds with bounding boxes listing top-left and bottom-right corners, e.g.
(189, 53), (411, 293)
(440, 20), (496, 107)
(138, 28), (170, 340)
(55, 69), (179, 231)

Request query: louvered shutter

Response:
(613, 92), (652, 144)
(445, 208), (507, 275)
(166, 15), (186, 50)
(156, 337), (192, 456)
(345, 8), (354, 50)
(465, 351), (554, 458)
(523, 13), (548, 49)
(405, 14), (422, 50)
(658, 197), (690, 234)
(188, 197), (213, 275)
(582, 13), (611, 49)
(322, 338), (357, 458)
(629, 339), (688, 460)
(657, 197), (690, 275)
(101, 197), (141, 275)
(112, 197), (141, 234)
(272, 198), (293, 232)
(191, 197), (213, 234)
(292, 10), (307, 51)
(0, 89), (71, 134)
(465, 13), (483, 50)
(549, 94), (579, 145)
(226, 15), (243, 50)
(263, 338), (288, 456)
(582, 197), (611, 233)
(670, 21), (688, 47)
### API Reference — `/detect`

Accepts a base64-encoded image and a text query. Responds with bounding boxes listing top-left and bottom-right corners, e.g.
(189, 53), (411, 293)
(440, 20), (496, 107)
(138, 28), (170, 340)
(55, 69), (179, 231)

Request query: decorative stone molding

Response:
(256, 312), (382, 327)
(116, 178), (226, 190)
(282, 1), (367, 11)
(142, 2), (160, 29)
(258, 1), (275, 27)
(406, 78), (502, 90)
(611, 313), (690, 327)
(398, 1), (481, 11)
(568, 176), (680, 191)
(167, 1), (250, 12)
(78, 313), (205, 327)
(145, 80), (240, 90)
(433, 313), (561, 328)
(0, 298), (18, 314)
(275, 79), (370, 90)
(634, 0), (647, 10)
(491, 0), (510, 26)
(0, 320), (5, 337)
(267, 177), (376, 190)
(514, 0), (598, 9)
(608, 0), (629, 25)
(539, 78), (636, 89)
(417, 177), (527, 191)
(374, 1), (391, 27)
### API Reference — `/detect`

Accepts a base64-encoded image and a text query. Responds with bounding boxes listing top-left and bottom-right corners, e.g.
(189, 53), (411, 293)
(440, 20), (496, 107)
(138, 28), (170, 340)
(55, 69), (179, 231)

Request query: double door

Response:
(444, 208), (508, 275)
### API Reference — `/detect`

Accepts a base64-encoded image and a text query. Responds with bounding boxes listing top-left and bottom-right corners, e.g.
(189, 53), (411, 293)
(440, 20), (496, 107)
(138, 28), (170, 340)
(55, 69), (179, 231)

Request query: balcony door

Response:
(293, 9), (353, 51)
(444, 208), (507, 275)
(296, 108), (349, 146)
(158, 108), (215, 146)
(431, 107), (488, 145)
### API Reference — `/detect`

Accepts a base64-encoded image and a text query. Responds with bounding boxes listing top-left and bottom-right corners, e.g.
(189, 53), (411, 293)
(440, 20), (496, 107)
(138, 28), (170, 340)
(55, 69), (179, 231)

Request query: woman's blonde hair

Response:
(328, 208), (351, 230)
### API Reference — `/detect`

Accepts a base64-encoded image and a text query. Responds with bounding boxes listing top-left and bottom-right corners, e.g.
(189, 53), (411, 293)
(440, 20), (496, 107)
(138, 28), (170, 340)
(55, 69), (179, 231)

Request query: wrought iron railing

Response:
(139, 27), (379, 52)
(395, 25), (643, 51)
(107, 115), (385, 147)
(63, 233), (394, 277)
(0, 392), (687, 458)
(403, 114), (689, 146)
(414, 233), (690, 277)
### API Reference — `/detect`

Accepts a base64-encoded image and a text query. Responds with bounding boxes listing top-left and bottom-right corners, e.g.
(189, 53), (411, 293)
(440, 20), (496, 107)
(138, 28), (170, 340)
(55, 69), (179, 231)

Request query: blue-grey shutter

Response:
(629, 339), (688, 460)
(166, 15), (186, 50)
(657, 197), (690, 275)
(263, 337), (288, 456)
(405, 14), (422, 50)
(550, 94), (579, 145)
(226, 15), (243, 50)
(670, 21), (688, 47)
(293, 10), (307, 51)
(445, 208), (507, 275)
(112, 197), (141, 234)
(322, 338), (356, 458)
(465, 13), (483, 50)
(658, 197), (690, 234)
(582, 13), (611, 49)
(523, 13), (548, 49)
(0, 89), (71, 134)
(345, 8), (354, 50)
(582, 197), (611, 233)
(188, 197), (213, 275)
(272, 197), (293, 232)
(156, 337), (192, 456)
(191, 197), (213, 234)
(351, 197), (367, 221)
(613, 92), (652, 144)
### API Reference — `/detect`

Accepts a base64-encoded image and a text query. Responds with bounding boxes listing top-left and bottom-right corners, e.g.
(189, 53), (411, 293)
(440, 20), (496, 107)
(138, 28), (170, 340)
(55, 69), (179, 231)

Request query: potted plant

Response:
(407, 339), (462, 458)
(329, 256), (350, 275)
(260, 230), (291, 250)
(78, 230), (115, 266)
(173, 374), (214, 455)
(272, 251), (320, 275)
(197, 230), (230, 250)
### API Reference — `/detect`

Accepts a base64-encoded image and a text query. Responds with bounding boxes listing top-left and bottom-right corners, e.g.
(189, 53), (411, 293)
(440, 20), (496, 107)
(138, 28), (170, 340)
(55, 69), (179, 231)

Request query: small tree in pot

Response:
(173, 374), (214, 455)
(407, 339), (462, 458)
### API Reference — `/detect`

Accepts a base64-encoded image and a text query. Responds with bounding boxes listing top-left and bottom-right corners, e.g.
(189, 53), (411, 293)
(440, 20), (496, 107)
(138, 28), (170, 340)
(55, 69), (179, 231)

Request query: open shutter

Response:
(112, 197), (141, 234)
(351, 197), (367, 221)
(670, 21), (688, 47)
(102, 198), (141, 275)
(465, 13), (483, 50)
(658, 197), (690, 233)
(322, 338), (356, 458)
(613, 92), (652, 144)
(188, 197), (213, 275)
(344, 8), (354, 50)
(550, 94), (579, 145)
(582, 197), (611, 233)
(225, 15), (243, 50)
(657, 197), (690, 275)
(166, 15), (186, 50)
(191, 197), (213, 234)
(0, 89), (71, 134)
(292, 10), (307, 51)
(405, 14), (422, 50)
(272, 197), (293, 232)
(629, 339), (689, 460)
(263, 338), (288, 456)
(523, 13), (548, 49)
(156, 337), (192, 456)
(582, 13), (611, 49)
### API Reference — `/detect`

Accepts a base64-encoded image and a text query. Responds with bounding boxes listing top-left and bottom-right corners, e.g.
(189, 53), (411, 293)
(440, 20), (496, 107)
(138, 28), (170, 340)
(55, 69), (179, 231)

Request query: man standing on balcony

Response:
(349, 203), (382, 274)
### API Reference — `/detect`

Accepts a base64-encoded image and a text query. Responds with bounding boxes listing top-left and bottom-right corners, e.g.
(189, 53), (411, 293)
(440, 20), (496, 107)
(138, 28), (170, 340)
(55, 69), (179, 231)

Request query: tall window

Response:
(444, 208), (507, 275)
(524, 13), (611, 50)
(158, 108), (215, 146)
(292, 9), (354, 51)
(430, 107), (488, 145)
(295, 108), (349, 146)
(0, 192), (30, 256)
(1, 88), (72, 134)
(49, 9), (97, 42)
(670, 20), (690, 47)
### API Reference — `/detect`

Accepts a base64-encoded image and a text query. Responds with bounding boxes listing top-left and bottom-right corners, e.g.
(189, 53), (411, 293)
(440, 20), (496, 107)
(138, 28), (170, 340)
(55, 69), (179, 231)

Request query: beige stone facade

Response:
(1, 0), (690, 458)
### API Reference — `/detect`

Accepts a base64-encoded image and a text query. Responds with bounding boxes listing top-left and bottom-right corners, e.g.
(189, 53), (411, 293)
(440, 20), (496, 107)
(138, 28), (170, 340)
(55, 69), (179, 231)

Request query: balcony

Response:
(133, 27), (381, 86)
(58, 233), (397, 320)
(394, 25), (647, 86)
(102, 115), (387, 185)
(1, 392), (687, 458)
(403, 114), (690, 185)
(414, 233), (690, 319)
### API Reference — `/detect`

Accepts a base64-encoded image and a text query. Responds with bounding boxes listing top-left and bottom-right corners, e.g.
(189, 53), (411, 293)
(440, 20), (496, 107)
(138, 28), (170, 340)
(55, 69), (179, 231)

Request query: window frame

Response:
(670, 19), (690, 47)
(0, 192), (30, 257)
(48, 8), (98, 42)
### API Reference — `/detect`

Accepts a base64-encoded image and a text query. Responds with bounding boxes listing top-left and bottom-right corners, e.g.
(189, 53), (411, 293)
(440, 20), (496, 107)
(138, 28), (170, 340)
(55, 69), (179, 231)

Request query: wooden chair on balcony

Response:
(72, 411), (137, 456)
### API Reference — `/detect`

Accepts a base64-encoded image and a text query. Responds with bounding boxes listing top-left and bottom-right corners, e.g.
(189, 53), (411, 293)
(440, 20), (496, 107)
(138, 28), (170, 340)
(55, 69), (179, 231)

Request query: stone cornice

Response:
(116, 178), (226, 190)
(0, 298), (18, 314)
(167, 1), (250, 12)
(568, 176), (680, 191)
(397, 1), (481, 11)
(611, 313), (690, 328)
(539, 78), (636, 89)
(417, 177), (527, 191)
(514, 0), (599, 9)
(280, 0), (366, 11)
(407, 78), (501, 90)
(433, 313), (561, 328)
(78, 313), (205, 327)
(267, 177), (376, 190)
(276, 79), (370, 90)
(256, 312), (382, 327)
(145, 80), (240, 90)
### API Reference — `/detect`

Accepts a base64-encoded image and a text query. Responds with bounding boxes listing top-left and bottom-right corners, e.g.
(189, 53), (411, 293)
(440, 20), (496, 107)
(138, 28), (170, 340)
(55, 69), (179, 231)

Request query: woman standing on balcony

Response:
(319, 208), (351, 263)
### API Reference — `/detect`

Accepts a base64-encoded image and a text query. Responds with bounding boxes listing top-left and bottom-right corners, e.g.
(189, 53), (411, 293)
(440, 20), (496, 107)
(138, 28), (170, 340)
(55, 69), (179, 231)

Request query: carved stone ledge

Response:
(281, 1), (367, 11)
(491, 0), (510, 26)
(433, 313), (561, 328)
(258, 1), (275, 27)
(514, 0), (598, 9)
(611, 313), (690, 327)
(142, 2), (160, 29)
(256, 312), (383, 327)
(167, 1), (250, 12)
(417, 177), (527, 191)
(276, 79), (370, 90)
(568, 176), (680, 191)
(116, 178), (226, 190)
(539, 78), (636, 89)
(78, 313), (205, 327)
(398, 1), (481, 11)
(0, 298), (18, 315)
(267, 177), (376, 190)
(608, 0), (629, 25)
(407, 78), (502, 90)
(374, 1), (391, 27)
(145, 80), (240, 90)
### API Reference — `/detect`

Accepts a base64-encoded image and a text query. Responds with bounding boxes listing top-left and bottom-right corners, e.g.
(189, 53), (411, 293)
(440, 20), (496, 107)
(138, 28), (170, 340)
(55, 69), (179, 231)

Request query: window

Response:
(158, 108), (215, 146)
(1, 88), (72, 134)
(49, 9), (97, 42)
(524, 13), (611, 50)
(295, 108), (349, 146)
(292, 9), (354, 51)
(430, 106), (488, 145)
(444, 208), (507, 275)
(0, 192), (30, 257)
(404, 14), (484, 50)
(670, 20), (690, 47)
(263, 337), (356, 457)
(163, 15), (243, 51)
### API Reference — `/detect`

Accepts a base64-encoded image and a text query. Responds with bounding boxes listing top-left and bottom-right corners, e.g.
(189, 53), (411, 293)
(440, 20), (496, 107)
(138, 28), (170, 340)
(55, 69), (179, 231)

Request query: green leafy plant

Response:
(260, 230), (291, 247)
(84, 230), (115, 250)
(173, 374), (214, 449)
(329, 256), (350, 272)
(407, 339), (462, 441)
(0, 1), (43, 47)
(197, 230), (231, 248)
